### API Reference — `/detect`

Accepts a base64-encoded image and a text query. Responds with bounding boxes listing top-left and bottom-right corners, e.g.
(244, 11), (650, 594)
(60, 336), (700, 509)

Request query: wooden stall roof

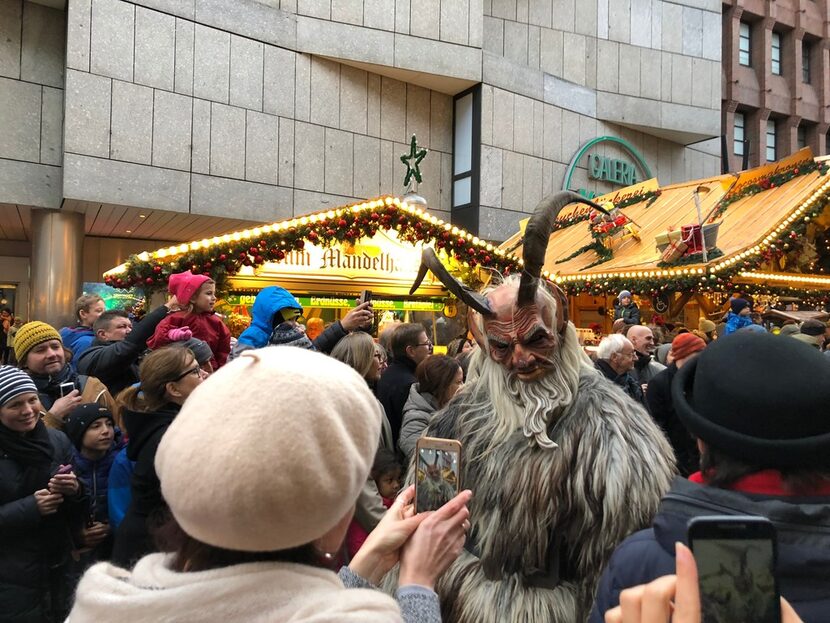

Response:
(501, 149), (830, 281)
(762, 309), (830, 323)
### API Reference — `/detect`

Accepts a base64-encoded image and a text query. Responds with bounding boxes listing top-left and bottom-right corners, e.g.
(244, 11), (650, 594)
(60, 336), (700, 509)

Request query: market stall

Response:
(103, 195), (523, 344)
(501, 149), (830, 332)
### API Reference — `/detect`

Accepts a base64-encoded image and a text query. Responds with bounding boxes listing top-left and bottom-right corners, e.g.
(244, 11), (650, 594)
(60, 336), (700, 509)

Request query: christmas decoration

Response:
(400, 134), (428, 187)
(103, 196), (526, 296)
(554, 205), (638, 269)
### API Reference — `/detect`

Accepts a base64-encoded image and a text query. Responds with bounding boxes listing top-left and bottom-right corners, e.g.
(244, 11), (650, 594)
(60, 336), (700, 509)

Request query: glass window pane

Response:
(766, 120), (776, 162)
(733, 113), (745, 156)
(797, 126), (807, 149)
(739, 22), (751, 66)
(453, 176), (471, 207)
(454, 94), (473, 175)
(802, 43), (811, 83)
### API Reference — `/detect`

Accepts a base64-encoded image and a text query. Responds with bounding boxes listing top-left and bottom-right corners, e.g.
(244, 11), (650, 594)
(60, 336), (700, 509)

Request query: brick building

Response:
(1, 0), (723, 324)
(722, 0), (830, 169)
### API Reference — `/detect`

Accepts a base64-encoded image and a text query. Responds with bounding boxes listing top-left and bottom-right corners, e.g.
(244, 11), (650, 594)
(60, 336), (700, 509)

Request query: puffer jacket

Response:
(59, 326), (95, 372)
(590, 476), (830, 623)
(724, 311), (753, 335)
(398, 383), (439, 460)
(613, 302), (641, 326)
(111, 404), (179, 568)
(0, 425), (87, 621)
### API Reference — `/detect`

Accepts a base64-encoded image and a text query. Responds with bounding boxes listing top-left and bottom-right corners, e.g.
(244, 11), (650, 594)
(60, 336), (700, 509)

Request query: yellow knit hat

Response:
(14, 321), (62, 364)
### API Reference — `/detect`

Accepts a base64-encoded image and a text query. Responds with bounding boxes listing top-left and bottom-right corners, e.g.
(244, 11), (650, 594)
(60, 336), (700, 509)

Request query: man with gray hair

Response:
(594, 334), (644, 404)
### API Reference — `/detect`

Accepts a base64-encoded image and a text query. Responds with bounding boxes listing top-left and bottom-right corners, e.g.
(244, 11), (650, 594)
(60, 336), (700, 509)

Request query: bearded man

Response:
(407, 192), (675, 623)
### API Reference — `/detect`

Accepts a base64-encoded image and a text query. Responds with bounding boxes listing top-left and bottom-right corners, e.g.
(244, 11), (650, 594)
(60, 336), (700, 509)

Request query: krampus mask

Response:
(411, 191), (604, 382)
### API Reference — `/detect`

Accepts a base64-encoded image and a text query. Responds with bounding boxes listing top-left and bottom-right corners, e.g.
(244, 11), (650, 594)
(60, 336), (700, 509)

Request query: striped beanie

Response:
(0, 365), (38, 408)
(14, 321), (62, 364)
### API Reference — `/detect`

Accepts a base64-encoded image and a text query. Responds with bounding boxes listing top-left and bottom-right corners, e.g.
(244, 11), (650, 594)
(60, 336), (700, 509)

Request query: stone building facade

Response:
(721, 0), (829, 169)
(0, 0), (722, 323)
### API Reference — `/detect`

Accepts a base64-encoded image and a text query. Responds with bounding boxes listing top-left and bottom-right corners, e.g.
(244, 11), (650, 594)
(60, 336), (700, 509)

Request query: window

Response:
(802, 42), (812, 83)
(771, 32), (781, 75)
(734, 112), (746, 156)
(797, 125), (807, 150)
(739, 22), (751, 66)
(766, 120), (777, 162)
(451, 86), (481, 233)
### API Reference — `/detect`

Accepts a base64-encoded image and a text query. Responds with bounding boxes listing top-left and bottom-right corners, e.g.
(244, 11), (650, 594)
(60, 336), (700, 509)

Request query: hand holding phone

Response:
(59, 382), (76, 397)
(415, 437), (463, 513)
(688, 516), (781, 623)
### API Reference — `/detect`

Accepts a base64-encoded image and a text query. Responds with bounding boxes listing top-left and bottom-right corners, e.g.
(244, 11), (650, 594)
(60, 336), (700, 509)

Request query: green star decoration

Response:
(400, 135), (428, 187)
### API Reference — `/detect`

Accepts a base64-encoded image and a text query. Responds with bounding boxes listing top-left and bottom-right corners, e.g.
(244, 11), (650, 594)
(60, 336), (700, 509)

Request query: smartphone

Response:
(359, 289), (372, 305)
(59, 381), (76, 397)
(414, 437), (462, 513)
(688, 516), (780, 623)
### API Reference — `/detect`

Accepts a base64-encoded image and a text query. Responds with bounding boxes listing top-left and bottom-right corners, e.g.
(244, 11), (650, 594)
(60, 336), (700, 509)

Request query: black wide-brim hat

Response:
(672, 331), (830, 469)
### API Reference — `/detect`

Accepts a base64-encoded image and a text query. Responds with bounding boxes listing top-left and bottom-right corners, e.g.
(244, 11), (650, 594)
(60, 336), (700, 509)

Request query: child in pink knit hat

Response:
(147, 272), (231, 369)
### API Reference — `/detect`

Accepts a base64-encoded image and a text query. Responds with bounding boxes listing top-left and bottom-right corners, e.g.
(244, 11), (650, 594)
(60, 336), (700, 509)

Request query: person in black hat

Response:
(792, 319), (826, 350)
(723, 297), (753, 335)
(590, 332), (830, 623)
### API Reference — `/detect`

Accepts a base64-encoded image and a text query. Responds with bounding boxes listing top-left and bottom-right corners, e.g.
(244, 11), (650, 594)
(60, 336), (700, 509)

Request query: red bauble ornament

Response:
(370, 212), (379, 220)
(295, 240), (305, 249)
(414, 222), (422, 230)
(469, 259), (477, 267)
(467, 247), (475, 255)
(243, 259), (252, 266)
(307, 231), (319, 241)
(153, 265), (162, 273)
(219, 254), (227, 261)
(457, 238), (466, 246)
(249, 246), (258, 255)
(204, 262), (212, 269)
(484, 255), (492, 263)
(338, 219), (348, 228)
(436, 241), (445, 249)
(259, 239), (267, 247)
(275, 250), (285, 260)
(145, 277), (154, 285)
(254, 255), (263, 264)
(326, 229), (336, 237)
(239, 252), (248, 260)
(442, 231), (451, 240)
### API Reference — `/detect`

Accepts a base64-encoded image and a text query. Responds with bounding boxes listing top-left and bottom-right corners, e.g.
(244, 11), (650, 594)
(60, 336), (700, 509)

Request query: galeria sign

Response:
(587, 154), (639, 186)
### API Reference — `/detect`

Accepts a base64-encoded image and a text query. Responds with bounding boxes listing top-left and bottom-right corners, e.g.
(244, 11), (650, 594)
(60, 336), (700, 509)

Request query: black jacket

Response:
(77, 305), (169, 397)
(0, 427), (86, 621)
(590, 477), (830, 623)
(376, 357), (418, 445)
(111, 404), (179, 568)
(594, 359), (645, 404)
(613, 302), (640, 325)
(644, 363), (699, 476)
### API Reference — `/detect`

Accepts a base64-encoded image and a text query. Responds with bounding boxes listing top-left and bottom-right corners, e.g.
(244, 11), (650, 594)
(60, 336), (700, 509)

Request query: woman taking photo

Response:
(70, 348), (470, 622)
(111, 346), (207, 568)
(398, 356), (464, 460)
(0, 366), (84, 622)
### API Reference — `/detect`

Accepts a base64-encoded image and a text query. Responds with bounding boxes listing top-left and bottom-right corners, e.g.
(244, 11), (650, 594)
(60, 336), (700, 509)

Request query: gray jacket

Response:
(398, 384), (439, 461)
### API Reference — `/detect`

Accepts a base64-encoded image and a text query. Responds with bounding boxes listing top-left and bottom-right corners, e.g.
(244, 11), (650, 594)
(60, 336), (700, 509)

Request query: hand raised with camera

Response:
(34, 489), (64, 516)
(398, 489), (472, 590)
(49, 389), (82, 421)
(604, 542), (803, 623)
(341, 301), (373, 332)
(164, 294), (182, 312)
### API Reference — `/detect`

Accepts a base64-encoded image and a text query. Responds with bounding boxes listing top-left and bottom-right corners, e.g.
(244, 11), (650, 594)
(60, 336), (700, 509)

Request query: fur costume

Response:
(400, 191), (676, 622)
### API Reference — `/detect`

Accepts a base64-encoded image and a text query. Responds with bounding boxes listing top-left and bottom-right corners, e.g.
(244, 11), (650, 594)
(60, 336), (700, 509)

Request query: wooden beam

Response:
(693, 293), (719, 318)
(668, 292), (693, 319)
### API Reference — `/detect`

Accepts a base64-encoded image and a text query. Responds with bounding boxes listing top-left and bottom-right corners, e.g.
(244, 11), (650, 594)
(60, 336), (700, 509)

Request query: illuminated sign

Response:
(562, 136), (653, 199)
(226, 294), (444, 312)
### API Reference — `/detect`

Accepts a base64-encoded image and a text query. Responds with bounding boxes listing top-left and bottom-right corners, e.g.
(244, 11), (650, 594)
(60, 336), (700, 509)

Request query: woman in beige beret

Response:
(69, 347), (471, 622)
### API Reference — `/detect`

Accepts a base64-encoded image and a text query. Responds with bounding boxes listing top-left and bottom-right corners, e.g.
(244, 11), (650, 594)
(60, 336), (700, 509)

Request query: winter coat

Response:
(613, 302), (641, 326)
(27, 364), (117, 430)
(376, 357), (418, 445)
(644, 363), (699, 476)
(631, 350), (665, 386)
(594, 359), (645, 405)
(69, 553), (441, 623)
(235, 286), (303, 350)
(398, 383), (439, 460)
(60, 326), (95, 372)
(147, 311), (230, 370)
(347, 495), (394, 558)
(107, 447), (134, 530)
(0, 425), (87, 622)
(111, 404), (179, 568)
(71, 436), (126, 525)
(724, 311), (753, 335)
(353, 400), (394, 536)
(590, 476), (830, 623)
(77, 305), (169, 397)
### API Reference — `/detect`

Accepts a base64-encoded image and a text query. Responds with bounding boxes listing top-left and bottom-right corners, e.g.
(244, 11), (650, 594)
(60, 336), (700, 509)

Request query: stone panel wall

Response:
(0, 0), (65, 208)
(63, 0), (455, 222)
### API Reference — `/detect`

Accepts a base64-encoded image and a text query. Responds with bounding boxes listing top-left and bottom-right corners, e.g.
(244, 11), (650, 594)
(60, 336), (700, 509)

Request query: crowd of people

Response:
(1, 265), (828, 622)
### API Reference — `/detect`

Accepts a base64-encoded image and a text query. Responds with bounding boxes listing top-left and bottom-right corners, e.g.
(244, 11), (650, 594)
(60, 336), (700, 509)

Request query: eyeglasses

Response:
(170, 365), (202, 382)
(417, 341), (434, 349)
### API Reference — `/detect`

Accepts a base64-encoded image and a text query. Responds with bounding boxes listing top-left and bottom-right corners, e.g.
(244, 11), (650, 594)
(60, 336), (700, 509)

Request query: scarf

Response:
(690, 470), (830, 497)
(0, 418), (54, 492)
(70, 554), (403, 623)
(29, 364), (76, 410)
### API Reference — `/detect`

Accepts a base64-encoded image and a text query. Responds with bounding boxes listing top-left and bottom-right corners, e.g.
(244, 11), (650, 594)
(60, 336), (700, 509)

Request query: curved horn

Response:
(410, 247), (494, 317)
(518, 191), (607, 305)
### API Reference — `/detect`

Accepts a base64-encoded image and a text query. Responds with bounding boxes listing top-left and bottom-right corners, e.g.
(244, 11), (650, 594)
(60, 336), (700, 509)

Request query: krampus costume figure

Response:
(408, 191), (675, 622)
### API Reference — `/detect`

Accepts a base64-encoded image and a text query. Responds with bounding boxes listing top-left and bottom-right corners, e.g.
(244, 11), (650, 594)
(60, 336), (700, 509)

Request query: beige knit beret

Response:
(155, 346), (382, 552)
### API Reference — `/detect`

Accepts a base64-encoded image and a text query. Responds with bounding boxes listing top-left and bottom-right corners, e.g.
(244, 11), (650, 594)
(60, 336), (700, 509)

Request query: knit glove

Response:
(168, 326), (193, 341)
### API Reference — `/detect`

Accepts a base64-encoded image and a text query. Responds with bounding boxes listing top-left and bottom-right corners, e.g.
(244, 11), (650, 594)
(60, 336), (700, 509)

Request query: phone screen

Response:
(692, 537), (779, 623)
(59, 382), (75, 397)
(415, 445), (460, 512)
